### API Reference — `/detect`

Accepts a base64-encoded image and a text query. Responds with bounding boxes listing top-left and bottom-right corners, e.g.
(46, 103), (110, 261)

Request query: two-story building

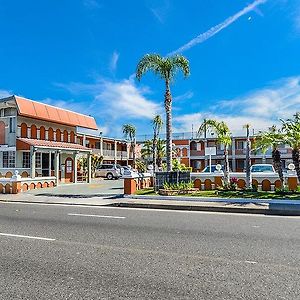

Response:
(137, 132), (293, 172)
(0, 95), (133, 186)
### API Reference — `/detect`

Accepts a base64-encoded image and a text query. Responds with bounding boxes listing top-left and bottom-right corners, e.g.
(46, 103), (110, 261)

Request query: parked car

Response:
(250, 164), (276, 174)
(95, 164), (122, 179)
(202, 165), (224, 173)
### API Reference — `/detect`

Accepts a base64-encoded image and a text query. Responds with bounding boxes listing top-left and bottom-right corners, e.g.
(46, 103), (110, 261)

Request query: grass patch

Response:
(135, 188), (156, 196)
(135, 188), (300, 200)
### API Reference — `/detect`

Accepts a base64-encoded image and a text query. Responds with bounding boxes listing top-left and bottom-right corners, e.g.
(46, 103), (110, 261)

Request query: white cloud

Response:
(0, 89), (12, 98)
(173, 91), (194, 102)
(169, 0), (267, 55)
(56, 77), (162, 136)
(109, 51), (119, 73)
(95, 78), (161, 119)
(83, 0), (101, 9)
(173, 76), (300, 136)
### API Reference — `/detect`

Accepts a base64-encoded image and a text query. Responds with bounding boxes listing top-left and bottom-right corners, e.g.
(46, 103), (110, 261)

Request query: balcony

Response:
(92, 149), (129, 159)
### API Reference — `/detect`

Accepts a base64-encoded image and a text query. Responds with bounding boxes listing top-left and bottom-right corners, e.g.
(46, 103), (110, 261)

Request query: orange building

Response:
(0, 95), (131, 183)
(138, 134), (293, 172)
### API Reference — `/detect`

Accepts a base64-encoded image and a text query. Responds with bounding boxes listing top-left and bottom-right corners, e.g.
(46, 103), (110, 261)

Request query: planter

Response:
(158, 188), (198, 196)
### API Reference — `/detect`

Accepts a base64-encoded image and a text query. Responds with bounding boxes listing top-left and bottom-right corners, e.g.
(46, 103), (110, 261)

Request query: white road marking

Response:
(245, 260), (258, 264)
(0, 232), (55, 241)
(252, 225), (260, 228)
(68, 213), (126, 219)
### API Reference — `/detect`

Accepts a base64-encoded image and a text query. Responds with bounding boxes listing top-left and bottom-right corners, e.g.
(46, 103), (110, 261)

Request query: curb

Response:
(108, 202), (300, 216)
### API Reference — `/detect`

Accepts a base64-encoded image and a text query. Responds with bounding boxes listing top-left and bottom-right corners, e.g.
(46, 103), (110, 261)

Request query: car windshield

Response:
(251, 165), (273, 172)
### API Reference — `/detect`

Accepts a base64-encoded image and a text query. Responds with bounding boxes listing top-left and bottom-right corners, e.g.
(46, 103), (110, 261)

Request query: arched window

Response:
(31, 125), (37, 139)
(40, 126), (46, 140)
(70, 131), (75, 143)
(63, 130), (68, 142)
(56, 129), (61, 142)
(48, 128), (54, 141)
(21, 123), (28, 138)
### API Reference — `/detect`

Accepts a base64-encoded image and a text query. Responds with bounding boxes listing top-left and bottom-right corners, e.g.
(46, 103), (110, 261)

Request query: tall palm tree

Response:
(152, 115), (163, 172)
(122, 124), (136, 168)
(136, 54), (190, 171)
(243, 124), (252, 189)
(254, 126), (285, 187)
(198, 119), (232, 185)
(281, 113), (300, 183)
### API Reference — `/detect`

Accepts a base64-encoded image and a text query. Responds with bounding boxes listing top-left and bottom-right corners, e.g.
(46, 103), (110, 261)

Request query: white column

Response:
(231, 138), (236, 172)
(114, 140), (117, 164)
(48, 151), (51, 176)
(54, 151), (60, 185)
(30, 146), (36, 179)
(87, 152), (92, 183)
(73, 152), (78, 183)
(100, 137), (103, 156)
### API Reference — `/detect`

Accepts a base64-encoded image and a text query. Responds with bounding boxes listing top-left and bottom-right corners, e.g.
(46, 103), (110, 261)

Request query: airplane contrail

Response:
(168, 0), (267, 56)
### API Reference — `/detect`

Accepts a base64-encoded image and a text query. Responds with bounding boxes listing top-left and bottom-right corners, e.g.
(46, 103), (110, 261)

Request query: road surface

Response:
(0, 202), (299, 299)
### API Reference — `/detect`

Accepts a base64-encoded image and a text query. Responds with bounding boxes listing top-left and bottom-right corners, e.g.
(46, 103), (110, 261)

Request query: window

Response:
(3, 151), (15, 168)
(22, 152), (31, 168)
(35, 152), (41, 168)
(236, 141), (244, 150)
(236, 160), (245, 170)
(95, 141), (101, 149)
(9, 117), (15, 133)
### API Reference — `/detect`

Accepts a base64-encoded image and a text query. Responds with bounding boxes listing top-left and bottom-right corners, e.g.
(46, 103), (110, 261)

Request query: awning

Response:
(17, 138), (92, 152)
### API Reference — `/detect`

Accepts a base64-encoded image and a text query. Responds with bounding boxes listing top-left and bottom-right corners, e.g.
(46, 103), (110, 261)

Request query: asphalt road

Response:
(0, 202), (299, 300)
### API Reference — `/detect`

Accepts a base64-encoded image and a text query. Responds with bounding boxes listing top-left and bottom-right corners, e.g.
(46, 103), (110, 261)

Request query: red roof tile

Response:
(17, 138), (91, 151)
(15, 96), (98, 130)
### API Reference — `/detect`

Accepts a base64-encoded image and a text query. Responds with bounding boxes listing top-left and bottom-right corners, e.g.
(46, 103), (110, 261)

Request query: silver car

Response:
(95, 164), (122, 180)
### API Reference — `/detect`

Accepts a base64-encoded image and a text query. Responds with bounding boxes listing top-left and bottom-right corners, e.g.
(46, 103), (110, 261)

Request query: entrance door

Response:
(65, 157), (74, 182)
(41, 153), (50, 177)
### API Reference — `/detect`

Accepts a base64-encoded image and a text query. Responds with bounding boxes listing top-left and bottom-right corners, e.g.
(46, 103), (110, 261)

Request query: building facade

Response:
(138, 134), (293, 172)
(0, 96), (132, 184)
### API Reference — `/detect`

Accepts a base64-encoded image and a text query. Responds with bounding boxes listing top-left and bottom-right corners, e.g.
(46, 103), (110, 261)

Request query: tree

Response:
(198, 119), (232, 185)
(281, 113), (300, 183)
(122, 124), (136, 168)
(136, 54), (190, 171)
(152, 115), (163, 172)
(243, 124), (252, 189)
(78, 154), (103, 178)
(254, 126), (285, 187)
(141, 138), (166, 168)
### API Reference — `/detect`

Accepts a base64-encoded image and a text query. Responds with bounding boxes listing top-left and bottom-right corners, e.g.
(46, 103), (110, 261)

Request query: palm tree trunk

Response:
(165, 81), (172, 172)
(153, 137), (157, 172)
(272, 148), (284, 188)
(292, 148), (300, 183)
(224, 144), (230, 185)
(245, 128), (251, 189)
(132, 139), (136, 169)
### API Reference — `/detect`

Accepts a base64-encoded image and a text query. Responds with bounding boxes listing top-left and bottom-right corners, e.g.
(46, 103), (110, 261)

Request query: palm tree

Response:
(122, 124), (136, 168)
(254, 126), (285, 187)
(243, 124), (252, 189)
(141, 138), (166, 168)
(198, 119), (232, 185)
(136, 54), (190, 171)
(281, 113), (300, 183)
(152, 115), (163, 173)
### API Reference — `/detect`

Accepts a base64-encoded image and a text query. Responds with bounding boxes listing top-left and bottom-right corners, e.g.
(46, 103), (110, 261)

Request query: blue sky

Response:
(1, 0), (300, 137)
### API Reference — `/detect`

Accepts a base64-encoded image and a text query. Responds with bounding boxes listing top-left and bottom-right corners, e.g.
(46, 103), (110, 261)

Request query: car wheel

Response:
(106, 173), (113, 180)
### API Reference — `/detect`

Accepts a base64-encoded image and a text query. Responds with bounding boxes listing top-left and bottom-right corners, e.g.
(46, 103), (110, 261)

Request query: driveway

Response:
(24, 178), (124, 199)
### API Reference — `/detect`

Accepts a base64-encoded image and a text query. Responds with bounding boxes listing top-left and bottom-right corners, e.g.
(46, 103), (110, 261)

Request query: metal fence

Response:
(155, 171), (191, 191)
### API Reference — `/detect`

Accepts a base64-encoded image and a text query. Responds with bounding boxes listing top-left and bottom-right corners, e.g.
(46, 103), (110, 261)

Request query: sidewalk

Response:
(1, 193), (300, 215)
